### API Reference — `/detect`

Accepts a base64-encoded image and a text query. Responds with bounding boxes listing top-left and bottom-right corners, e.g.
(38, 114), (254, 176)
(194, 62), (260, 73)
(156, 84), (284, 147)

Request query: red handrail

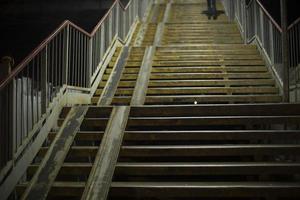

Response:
(0, 0), (133, 90)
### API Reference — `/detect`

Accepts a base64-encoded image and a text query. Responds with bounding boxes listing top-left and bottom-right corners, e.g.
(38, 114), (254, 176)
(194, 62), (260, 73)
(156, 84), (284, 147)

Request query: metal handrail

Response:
(0, 0), (152, 181)
(288, 16), (300, 102)
(0, 0), (131, 89)
(222, 0), (300, 102)
(288, 17), (300, 30)
(0, 20), (87, 89)
(254, 0), (282, 32)
(245, 0), (282, 33)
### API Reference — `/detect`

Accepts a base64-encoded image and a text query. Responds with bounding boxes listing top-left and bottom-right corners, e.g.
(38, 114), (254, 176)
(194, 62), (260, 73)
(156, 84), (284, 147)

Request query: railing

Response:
(222, 0), (300, 101)
(288, 17), (300, 102)
(0, 0), (151, 179)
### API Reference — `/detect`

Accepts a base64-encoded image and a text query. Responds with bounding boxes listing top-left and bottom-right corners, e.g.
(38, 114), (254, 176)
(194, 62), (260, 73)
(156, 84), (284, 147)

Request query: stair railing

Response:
(288, 18), (300, 102)
(222, 0), (300, 102)
(0, 0), (152, 183)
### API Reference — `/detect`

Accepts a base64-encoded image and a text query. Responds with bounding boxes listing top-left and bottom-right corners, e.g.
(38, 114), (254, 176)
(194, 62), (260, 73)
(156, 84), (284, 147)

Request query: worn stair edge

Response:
(109, 181), (300, 197)
(131, 46), (156, 106)
(21, 106), (89, 200)
(98, 47), (130, 106)
(81, 106), (130, 200)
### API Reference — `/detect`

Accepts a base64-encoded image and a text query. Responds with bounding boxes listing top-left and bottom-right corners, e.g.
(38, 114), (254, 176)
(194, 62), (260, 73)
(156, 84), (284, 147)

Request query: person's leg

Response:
(211, 0), (217, 18)
(207, 0), (212, 19)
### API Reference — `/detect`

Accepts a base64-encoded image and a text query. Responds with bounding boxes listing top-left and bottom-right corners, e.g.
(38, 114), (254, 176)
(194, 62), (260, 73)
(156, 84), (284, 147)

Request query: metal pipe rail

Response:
(0, 0), (152, 181)
(222, 0), (300, 101)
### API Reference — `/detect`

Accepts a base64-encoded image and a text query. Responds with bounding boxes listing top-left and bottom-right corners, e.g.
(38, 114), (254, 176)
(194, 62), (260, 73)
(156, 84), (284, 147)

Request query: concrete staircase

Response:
(92, 0), (281, 105)
(10, 1), (300, 200)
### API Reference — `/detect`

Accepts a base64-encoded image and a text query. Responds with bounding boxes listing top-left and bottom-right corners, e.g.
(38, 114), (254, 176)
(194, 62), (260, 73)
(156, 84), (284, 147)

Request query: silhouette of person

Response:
(207, 0), (217, 19)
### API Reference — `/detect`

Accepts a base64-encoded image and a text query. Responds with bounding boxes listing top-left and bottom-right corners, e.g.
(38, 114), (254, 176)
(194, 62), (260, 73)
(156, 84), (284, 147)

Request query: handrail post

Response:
(63, 25), (70, 85)
(116, 4), (120, 38)
(109, 12), (113, 44)
(254, 1), (258, 36)
(123, 10), (126, 39)
(41, 47), (48, 114)
(281, 0), (289, 102)
(88, 38), (93, 87)
(269, 21), (275, 64)
(100, 25), (105, 59)
(259, 8), (264, 44)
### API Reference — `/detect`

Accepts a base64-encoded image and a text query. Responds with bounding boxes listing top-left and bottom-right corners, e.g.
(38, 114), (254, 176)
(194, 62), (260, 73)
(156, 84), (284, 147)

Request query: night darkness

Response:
(0, 0), (299, 65)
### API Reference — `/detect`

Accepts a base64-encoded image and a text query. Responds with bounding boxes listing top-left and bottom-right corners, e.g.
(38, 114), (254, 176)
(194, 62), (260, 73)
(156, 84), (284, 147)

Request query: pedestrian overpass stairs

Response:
(92, 1), (281, 105)
(6, 0), (300, 200)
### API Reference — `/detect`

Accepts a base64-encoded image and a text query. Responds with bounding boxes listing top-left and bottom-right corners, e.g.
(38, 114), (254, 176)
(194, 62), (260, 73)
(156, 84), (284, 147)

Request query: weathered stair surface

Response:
(146, 45), (281, 104)
(148, 3), (166, 23)
(92, 47), (146, 105)
(100, 0), (281, 106)
(108, 104), (300, 199)
(141, 4), (166, 46)
(93, 47), (122, 104)
(169, 1), (228, 22)
(164, 2), (239, 44)
(14, 106), (113, 199)
(111, 47), (146, 105)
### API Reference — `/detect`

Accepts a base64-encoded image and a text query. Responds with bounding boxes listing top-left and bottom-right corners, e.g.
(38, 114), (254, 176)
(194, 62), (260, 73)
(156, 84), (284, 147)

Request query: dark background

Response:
(257, 0), (299, 26)
(0, 0), (299, 67)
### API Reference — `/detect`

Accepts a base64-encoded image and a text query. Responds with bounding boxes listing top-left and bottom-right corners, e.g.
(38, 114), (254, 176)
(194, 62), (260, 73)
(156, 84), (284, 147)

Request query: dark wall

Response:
(0, 0), (110, 64)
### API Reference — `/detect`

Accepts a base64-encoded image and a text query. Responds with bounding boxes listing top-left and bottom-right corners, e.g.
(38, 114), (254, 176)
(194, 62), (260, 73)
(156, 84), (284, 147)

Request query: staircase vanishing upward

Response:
(9, 0), (300, 200)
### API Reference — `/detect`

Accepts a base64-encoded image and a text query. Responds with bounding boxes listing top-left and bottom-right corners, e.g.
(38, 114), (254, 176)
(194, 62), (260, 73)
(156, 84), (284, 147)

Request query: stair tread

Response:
(122, 144), (300, 149)
(116, 162), (300, 167)
(111, 181), (300, 188)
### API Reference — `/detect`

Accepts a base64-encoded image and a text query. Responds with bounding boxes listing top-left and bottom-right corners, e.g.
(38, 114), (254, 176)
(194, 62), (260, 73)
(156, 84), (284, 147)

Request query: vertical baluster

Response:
(26, 64), (30, 136)
(58, 32), (62, 87)
(50, 39), (54, 101)
(31, 60), (34, 131)
(79, 33), (82, 87)
(64, 25), (70, 85)
(88, 36), (93, 87)
(13, 73), (17, 157)
(95, 32), (98, 69)
(76, 30), (80, 86)
(281, 0), (289, 101)
(295, 22), (300, 65)
(116, 5), (120, 39)
(109, 12), (113, 46)
(54, 35), (58, 93)
(101, 25), (105, 60)
(269, 22), (275, 65)
(20, 70), (24, 145)
(81, 35), (85, 87)
(71, 28), (75, 86)
(41, 47), (48, 114)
